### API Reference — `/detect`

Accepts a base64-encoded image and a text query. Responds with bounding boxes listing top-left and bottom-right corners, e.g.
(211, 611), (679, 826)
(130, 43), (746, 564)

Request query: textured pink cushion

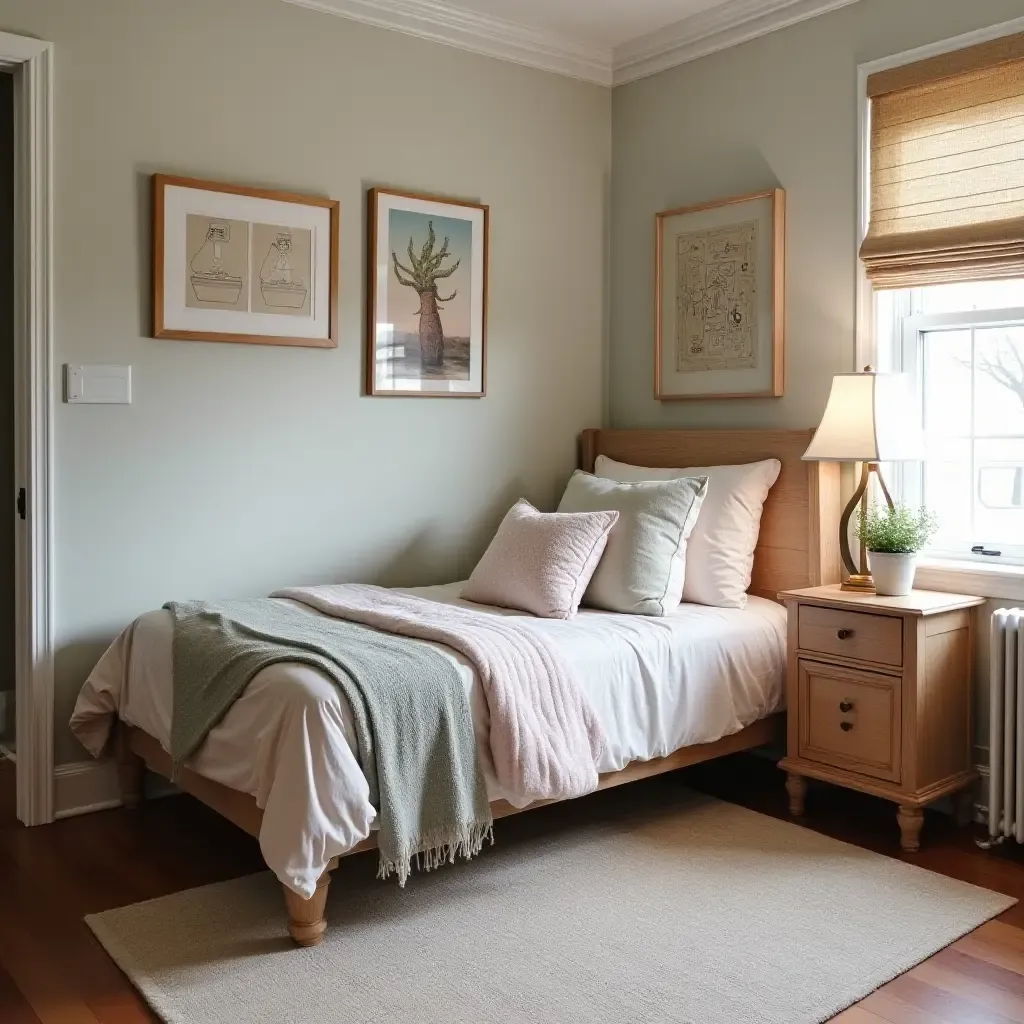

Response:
(462, 499), (619, 619)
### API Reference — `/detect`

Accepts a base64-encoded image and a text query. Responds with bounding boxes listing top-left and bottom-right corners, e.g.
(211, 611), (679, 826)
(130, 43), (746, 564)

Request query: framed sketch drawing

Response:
(153, 174), (339, 347)
(367, 188), (488, 397)
(655, 188), (785, 400)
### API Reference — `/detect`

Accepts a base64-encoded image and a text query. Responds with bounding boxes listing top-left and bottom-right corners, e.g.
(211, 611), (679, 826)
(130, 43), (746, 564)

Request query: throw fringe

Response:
(377, 821), (495, 887)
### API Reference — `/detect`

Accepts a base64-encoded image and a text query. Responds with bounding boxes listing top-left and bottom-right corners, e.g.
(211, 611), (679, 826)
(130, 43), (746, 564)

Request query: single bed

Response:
(72, 428), (841, 946)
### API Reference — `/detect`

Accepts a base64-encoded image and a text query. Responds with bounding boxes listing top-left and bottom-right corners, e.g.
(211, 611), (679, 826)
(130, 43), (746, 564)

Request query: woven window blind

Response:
(860, 32), (1024, 288)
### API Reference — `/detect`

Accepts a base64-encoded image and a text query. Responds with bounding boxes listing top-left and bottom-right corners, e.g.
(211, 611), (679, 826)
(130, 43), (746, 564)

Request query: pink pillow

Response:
(462, 499), (618, 619)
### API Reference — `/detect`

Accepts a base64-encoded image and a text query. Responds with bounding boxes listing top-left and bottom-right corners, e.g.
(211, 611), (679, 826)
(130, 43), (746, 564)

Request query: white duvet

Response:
(71, 583), (786, 898)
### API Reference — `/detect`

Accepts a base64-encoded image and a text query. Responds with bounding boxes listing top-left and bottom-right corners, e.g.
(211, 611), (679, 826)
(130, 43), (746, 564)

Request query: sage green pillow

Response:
(556, 470), (708, 616)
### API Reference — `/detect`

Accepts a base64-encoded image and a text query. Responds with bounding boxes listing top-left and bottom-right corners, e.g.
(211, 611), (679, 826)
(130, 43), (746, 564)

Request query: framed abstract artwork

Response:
(153, 174), (339, 347)
(367, 188), (489, 397)
(655, 188), (785, 400)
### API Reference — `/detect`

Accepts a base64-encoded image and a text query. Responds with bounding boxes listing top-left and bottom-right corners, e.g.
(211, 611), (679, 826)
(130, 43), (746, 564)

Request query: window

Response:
(861, 27), (1024, 568)
(876, 279), (1024, 564)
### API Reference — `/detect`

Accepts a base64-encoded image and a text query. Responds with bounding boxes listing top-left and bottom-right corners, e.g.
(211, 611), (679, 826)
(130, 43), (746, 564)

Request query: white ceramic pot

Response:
(867, 550), (917, 597)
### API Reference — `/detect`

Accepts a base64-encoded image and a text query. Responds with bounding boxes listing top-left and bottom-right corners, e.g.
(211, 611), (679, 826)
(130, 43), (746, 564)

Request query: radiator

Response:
(990, 608), (1024, 841)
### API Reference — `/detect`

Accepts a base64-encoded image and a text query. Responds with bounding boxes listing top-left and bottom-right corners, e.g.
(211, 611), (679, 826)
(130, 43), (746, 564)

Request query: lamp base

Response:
(838, 460), (893, 596)
(841, 573), (876, 594)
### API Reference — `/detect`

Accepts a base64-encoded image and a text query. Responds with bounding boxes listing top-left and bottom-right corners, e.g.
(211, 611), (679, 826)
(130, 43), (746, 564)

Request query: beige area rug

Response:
(86, 790), (1014, 1024)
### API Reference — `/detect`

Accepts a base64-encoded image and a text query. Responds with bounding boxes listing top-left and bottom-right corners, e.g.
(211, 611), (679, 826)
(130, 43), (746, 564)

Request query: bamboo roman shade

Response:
(860, 32), (1024, 288)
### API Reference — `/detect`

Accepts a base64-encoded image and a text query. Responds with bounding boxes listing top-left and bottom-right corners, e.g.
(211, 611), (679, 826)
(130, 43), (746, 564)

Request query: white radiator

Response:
(990, 608), (1024, 841)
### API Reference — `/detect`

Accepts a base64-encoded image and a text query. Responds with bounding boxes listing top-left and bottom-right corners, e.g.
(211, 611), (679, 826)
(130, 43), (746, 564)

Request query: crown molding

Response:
(280, 0), (865, 88)
(612, 0), (864, 85)
(281, 0), (613, 85)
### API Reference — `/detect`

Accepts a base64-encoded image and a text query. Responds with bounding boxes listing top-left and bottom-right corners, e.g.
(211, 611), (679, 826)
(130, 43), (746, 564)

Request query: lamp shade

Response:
(803, 371), (926, 462)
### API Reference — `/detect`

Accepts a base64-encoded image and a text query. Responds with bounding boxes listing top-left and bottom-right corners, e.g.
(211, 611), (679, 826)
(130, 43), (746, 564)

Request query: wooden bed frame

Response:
(116, 428), (841, 947)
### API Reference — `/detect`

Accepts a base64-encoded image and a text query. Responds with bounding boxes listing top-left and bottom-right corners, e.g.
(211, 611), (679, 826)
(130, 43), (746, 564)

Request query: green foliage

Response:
(392, 220), (460, 302)
(857, 502), (938, 554)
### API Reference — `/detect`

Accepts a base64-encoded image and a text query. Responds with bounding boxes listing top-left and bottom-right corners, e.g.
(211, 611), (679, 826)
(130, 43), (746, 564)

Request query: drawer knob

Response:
(840, 721), (854, 732)
(836, 628), (854, 640)
(839, 700), (854, 713)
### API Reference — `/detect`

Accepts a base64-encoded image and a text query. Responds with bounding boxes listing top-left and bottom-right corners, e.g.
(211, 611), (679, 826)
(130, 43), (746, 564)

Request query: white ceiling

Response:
(283, 0), (864, 85)
(455, 0), (729, 49)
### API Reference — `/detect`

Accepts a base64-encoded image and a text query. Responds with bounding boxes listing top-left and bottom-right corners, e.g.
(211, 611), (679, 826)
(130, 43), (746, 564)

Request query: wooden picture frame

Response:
(366, 188), (489, 398)
(153, 174), (340, 348)
(655, 188), (785, 400)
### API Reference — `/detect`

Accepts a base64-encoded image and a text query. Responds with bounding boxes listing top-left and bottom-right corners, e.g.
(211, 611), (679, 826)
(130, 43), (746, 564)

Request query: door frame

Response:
(3, 33), (54, 825)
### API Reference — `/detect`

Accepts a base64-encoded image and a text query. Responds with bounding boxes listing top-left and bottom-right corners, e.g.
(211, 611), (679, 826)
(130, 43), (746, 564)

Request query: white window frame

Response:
(892, 297), (1024, 565)
(856, 15), (1024, 600)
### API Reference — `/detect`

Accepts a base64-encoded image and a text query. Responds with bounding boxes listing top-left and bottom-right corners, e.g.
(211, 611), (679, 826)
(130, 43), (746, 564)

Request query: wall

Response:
(0, 71), (11, 737)
(0, 0), (610, 764)
(610, 0), (1024, 431)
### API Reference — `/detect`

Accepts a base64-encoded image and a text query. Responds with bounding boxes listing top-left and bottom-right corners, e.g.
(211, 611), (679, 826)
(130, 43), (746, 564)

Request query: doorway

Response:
(1, 33), (55, 826)
(0, 69), (11, 776)
(0, 69), (13, 826)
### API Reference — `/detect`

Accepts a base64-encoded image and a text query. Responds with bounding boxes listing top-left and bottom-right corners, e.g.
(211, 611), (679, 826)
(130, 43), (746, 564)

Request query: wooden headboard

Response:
(579, 429), (842, 600)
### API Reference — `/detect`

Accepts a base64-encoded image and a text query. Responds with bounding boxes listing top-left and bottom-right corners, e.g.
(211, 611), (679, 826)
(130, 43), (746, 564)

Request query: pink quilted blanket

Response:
(273, 584), (605, 803)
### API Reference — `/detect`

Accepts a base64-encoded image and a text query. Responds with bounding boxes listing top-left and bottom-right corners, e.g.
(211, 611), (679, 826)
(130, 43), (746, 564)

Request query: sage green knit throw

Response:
(164, 598), (492, 884)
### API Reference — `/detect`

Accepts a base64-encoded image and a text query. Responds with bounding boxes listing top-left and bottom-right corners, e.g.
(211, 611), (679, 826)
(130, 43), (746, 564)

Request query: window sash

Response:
(895, 301), (1024, 564)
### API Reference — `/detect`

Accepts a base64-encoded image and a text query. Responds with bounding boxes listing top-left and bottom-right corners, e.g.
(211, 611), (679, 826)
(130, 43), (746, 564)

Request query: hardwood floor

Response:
(2, 753), (1024, 1022)
(687, 756), (1024, 1023)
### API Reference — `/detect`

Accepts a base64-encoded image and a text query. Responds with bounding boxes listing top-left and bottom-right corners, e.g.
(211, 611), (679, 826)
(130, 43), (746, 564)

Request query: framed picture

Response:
(153, 174), (339, 347)
(367, 188), (488, 397)
(655, 188), (785, 400)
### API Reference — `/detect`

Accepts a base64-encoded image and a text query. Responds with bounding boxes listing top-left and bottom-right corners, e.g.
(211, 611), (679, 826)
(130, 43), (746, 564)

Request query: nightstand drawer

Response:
(798, 605), (902, 668)
(797, 660), (901, 783)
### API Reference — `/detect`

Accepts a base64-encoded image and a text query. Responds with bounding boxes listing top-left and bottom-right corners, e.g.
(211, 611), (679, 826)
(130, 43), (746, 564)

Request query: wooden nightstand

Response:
(777, 584), (984, 852)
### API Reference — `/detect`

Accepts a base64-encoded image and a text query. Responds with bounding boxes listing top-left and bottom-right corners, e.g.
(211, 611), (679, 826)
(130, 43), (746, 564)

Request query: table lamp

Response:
(803, 367), (926, 593)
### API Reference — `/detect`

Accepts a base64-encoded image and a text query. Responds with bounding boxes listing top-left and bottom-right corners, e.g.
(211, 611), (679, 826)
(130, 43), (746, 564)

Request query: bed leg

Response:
(116, 726), (145, 810)
(785, 773), (806, 817)
(284, 858), (338, 947)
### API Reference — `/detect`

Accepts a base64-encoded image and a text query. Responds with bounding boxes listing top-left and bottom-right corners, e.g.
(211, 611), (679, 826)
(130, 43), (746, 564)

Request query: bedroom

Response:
(2, 0), (1024, 1020)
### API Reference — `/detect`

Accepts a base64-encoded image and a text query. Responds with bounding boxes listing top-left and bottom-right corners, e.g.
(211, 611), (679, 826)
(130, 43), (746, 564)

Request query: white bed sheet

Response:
(71, 584), (786, 897)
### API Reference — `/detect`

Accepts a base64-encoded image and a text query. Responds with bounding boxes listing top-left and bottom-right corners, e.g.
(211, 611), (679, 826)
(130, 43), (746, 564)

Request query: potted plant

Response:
(857, 503), (939, 596)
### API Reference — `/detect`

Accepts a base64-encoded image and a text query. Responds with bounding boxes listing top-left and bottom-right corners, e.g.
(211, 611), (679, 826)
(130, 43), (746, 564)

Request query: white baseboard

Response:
(54, 759), (121, 818)
(54, 758), (179, 818)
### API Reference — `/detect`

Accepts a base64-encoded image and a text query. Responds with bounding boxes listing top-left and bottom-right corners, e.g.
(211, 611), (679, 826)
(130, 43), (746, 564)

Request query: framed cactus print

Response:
(153, 174), (339, 347)
(367, 188), (489, 397)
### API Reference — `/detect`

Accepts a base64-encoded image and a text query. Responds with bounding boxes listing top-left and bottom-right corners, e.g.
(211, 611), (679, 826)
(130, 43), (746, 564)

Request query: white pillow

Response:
(557, 471), (707, 616)
(594, 455), (781, 610)
(462, 499), (618, 619)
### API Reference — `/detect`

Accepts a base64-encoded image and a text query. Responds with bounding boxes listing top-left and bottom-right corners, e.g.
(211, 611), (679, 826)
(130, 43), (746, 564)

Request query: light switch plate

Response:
(65, 364), (132, 404)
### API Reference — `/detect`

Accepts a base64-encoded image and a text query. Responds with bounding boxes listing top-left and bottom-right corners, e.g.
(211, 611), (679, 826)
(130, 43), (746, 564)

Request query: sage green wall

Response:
(0, 0), (610, 764)
(610, 0), (1024, 431)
